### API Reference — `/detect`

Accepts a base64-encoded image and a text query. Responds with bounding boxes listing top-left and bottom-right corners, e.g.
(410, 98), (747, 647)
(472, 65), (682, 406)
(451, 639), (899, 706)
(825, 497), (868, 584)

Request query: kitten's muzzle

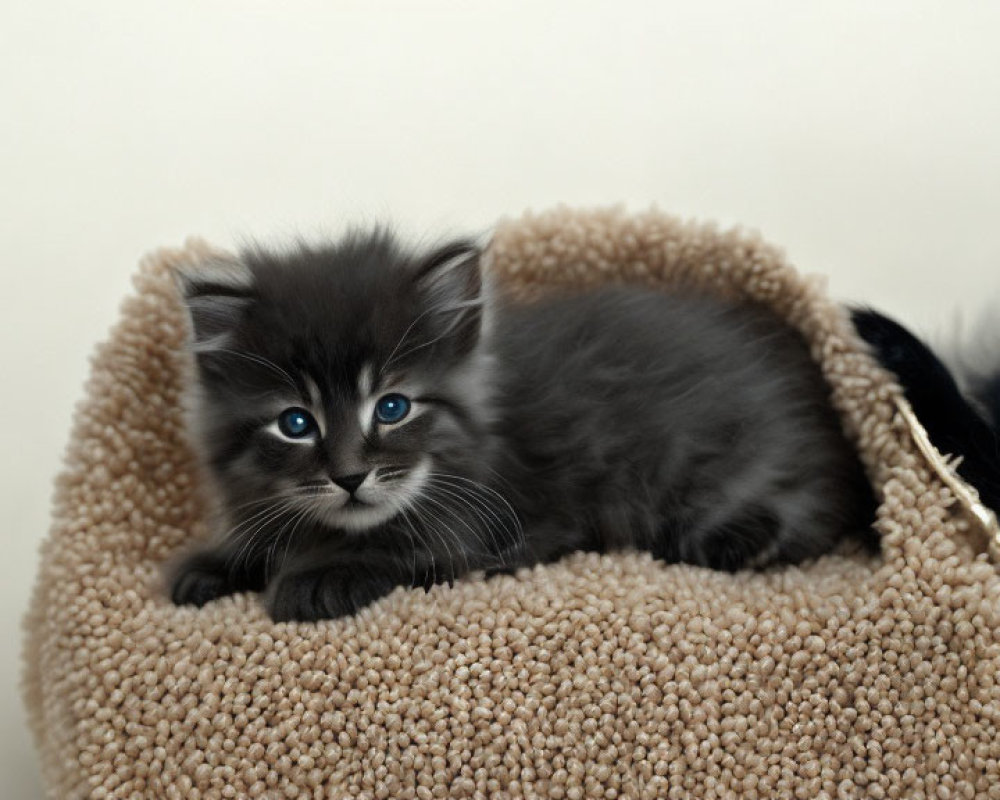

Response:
(331, 472), (369, 495)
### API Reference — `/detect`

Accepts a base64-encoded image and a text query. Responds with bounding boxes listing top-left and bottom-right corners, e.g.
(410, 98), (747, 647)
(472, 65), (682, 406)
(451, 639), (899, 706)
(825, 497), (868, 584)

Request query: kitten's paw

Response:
(169, 552), (237, 607)
(171, 565), (231, 607)
(267, 566), (396, 622)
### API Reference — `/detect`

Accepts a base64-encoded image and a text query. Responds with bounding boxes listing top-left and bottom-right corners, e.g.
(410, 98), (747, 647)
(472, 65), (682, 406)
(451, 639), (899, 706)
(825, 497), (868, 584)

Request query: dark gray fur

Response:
(169, 229), (875, 621)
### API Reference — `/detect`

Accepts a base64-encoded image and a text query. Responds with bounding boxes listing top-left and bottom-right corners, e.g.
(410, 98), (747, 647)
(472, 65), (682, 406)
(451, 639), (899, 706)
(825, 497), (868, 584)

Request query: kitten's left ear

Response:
(415, 240), (485, 353)
(173, 256), (256, 352)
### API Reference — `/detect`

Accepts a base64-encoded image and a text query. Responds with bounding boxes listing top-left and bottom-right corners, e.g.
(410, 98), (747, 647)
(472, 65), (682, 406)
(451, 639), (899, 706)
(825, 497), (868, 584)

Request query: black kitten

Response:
(852, 308), (1000, 512)
(169, 230), (875, 621)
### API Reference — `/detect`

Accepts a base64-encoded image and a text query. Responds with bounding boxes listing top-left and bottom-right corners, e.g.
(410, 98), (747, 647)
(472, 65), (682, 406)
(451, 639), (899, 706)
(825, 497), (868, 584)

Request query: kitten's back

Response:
(490, 286), (875, 568)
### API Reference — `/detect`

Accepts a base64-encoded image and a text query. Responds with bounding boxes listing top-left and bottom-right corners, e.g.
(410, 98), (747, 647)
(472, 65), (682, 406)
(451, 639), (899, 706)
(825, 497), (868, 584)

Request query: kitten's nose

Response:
(332, 472), (368, 495)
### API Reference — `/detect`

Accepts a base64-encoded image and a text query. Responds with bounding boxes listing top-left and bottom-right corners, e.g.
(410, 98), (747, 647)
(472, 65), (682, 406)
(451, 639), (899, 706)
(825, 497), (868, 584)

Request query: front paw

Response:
(169, 553), (233, 607)
(267, 566), (396, 622)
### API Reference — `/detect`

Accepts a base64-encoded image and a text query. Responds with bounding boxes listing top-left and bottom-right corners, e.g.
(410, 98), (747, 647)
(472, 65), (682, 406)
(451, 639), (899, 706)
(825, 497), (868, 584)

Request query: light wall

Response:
(3, 1), (999, 793)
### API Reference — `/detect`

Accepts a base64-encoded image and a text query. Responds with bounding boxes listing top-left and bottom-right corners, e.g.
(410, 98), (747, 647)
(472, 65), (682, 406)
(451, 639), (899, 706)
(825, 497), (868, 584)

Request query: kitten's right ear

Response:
(173, 257), (255, 352)
(413, 240), (485, 355)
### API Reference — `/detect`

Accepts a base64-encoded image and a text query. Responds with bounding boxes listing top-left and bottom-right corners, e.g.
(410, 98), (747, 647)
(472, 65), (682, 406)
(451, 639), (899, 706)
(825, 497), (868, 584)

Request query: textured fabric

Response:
(23, 207), (1000, 799)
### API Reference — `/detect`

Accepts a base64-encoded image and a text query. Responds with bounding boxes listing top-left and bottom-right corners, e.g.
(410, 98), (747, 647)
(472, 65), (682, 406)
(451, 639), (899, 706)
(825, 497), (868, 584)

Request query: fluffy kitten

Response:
(170, 230), (875, 621)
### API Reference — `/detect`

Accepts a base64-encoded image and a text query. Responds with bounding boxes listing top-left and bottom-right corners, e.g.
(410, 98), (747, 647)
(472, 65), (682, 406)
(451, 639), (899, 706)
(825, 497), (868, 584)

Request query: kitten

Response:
(852, 308), (1000, 512)
(169, 229), (876, 621)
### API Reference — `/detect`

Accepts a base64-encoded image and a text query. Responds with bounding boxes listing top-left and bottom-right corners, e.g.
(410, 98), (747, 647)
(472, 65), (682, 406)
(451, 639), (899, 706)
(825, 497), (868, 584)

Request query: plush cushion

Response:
(24, 207), (1000, 798)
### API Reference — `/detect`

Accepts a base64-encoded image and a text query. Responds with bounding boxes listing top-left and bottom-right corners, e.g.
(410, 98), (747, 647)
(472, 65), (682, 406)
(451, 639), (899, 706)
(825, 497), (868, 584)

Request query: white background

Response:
(3, 1), (999, 793)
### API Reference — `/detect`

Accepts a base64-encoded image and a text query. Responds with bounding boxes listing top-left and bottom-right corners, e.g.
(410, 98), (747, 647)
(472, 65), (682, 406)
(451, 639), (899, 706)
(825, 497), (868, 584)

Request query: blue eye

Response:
(277, 407), (316, 438)
(374, 393), (411, 425)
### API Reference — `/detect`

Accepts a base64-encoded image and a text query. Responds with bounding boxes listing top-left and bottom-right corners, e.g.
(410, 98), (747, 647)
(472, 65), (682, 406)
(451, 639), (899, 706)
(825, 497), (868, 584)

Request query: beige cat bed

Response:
(24, 207), (1000, 798)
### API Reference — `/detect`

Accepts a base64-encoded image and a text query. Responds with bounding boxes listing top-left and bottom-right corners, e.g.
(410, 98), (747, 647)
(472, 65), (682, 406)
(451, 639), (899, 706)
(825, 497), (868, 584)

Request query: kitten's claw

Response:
(267, 566), (396, 622)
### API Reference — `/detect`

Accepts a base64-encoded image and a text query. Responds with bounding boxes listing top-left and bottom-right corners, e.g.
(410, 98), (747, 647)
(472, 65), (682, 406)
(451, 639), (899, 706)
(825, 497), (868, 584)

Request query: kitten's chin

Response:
(327, 502), (404, 532)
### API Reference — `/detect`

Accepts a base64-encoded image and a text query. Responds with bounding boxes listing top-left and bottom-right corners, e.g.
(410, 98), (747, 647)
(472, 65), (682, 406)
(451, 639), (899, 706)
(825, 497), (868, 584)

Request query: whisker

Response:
(425, 471), (521, 520)
(267, 504), (313, 579)
(427, 477), (510, 536)
(381, 305), (442, 376)
(279, 504), (319, 573)
(423, 480), (500, 560)
(234, 514), (286, 568)
(402, 504), (437, 587)
(218, 491), (299, 517)
(293, 484), (337, 498)
(424, 471), (524, 551)
(383, 298), (485, 374)
(410, 496), (461, 582)
(224, 501), (289, 545)
(210, 347), (300, 394)
(263, 509), (300, 579)
(420, 490), (482, 562)
(228, 501), (295, 568)
(397, 506), (421, 588)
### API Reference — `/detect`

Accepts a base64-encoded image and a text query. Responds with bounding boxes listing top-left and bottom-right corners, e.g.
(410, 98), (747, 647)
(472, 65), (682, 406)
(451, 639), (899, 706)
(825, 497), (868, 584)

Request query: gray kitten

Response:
(169, 230), (875, 621)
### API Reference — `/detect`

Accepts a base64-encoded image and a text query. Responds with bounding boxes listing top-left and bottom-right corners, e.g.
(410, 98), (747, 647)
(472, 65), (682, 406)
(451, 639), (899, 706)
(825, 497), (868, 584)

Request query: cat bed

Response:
(24, 207), (1000, 798)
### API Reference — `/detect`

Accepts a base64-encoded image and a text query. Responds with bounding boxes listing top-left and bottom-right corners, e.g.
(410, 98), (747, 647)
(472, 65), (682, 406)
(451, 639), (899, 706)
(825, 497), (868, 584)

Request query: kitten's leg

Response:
(653, 505), (780, 572)
(267, 546), (441, 622)
(267, 560), (396, 622)
(169, 546), (267, 607)
(481, 521), (591, 578)
(265, 536), (512, 622)
(482, 544), (532, 578)
(698, 505), (782, 571)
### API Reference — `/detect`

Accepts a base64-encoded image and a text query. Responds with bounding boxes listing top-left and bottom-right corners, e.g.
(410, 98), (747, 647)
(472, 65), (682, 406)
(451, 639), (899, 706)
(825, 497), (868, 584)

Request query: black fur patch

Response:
(852, 307), (1000, 512)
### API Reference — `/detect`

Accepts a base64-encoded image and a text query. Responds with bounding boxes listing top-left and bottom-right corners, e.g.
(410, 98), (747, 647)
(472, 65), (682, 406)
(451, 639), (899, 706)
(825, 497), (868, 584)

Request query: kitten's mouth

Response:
(301, 457), (430, 533)
(325, 498), (401, 532)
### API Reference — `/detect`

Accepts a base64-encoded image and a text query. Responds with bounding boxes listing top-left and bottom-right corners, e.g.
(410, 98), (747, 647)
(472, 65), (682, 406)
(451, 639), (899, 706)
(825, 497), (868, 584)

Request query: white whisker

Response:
(417, 491), (482, 573)
(397, 506), (422, 587)
(424, 471), (524, 551)
(410, 496), (462, 580)
(402, 504), (437, 587)
(228, 501), (294, 569)
(423, 480), (502, 561)
(381, 305), (441, 376)
(268, 504), (314, 578)
(210, 347), (300, 394)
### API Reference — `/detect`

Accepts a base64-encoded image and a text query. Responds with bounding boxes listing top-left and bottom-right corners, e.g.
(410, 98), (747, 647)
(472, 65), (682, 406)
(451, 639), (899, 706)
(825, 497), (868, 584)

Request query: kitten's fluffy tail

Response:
(851, 306), (1000, 512)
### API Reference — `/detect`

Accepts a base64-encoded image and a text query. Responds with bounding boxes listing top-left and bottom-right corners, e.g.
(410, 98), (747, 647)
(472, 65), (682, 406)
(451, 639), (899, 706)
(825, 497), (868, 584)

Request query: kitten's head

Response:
(177, 230), (492, 536)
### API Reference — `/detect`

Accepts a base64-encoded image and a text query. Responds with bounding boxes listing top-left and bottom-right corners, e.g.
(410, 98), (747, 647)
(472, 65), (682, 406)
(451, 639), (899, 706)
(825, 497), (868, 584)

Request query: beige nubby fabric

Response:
(23, 208), (1000, 799)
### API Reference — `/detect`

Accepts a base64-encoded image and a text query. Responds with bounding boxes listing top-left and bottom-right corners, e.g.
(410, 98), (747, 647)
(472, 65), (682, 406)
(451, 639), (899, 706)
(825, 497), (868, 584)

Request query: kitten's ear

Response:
(415, 240), (485, 352)
(173, 256), (255, 352)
